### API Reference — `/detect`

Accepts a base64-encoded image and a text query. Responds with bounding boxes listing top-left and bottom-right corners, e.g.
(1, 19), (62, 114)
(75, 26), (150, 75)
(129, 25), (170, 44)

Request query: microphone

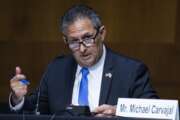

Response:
(34, 78), (43, 115)
(35, 90), (40, 115)
(34, 67), (50, 115)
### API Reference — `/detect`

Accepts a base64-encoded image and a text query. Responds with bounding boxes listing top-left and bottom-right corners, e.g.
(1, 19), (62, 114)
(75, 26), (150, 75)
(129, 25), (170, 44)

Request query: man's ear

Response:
(99, 25), (106, 41)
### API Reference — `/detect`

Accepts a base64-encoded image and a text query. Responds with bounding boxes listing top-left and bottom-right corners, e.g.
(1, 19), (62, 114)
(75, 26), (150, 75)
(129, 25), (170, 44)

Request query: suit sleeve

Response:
(129, 63), (159, 98)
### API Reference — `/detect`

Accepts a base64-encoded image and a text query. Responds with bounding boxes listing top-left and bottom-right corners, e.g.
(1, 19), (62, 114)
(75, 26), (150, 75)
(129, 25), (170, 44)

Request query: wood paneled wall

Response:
(0, 0), (179, 102)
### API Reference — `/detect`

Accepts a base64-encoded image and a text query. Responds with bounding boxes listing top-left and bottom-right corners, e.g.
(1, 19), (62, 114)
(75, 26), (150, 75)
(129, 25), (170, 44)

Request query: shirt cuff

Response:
(9, 92), (24, 111)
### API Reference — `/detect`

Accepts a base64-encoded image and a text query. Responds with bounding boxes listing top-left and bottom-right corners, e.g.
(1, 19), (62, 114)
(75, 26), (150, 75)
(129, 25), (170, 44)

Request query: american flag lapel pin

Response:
(105, 72), (112, 79)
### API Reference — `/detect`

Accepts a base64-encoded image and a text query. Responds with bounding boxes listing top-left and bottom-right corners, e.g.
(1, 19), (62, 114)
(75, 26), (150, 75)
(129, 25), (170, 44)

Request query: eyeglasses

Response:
(64, 30), (99, 51)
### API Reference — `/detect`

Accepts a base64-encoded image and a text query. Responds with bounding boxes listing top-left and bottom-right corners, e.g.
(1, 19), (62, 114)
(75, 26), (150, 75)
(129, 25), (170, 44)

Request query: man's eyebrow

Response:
(82, 32), (94, 39)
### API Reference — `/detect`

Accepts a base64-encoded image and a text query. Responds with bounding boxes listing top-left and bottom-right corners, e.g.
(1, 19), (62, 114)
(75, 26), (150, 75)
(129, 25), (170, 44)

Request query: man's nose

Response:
(79, 43), (86, 53)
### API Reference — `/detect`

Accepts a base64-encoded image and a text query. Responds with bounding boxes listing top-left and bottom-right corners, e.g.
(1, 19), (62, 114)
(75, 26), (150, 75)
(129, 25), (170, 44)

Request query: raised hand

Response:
(10, 66), (29, 104)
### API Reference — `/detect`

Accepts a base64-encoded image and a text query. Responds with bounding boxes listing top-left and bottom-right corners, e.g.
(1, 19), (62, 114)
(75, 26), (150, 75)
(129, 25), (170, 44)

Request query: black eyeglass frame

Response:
(64, 29), (100, 51)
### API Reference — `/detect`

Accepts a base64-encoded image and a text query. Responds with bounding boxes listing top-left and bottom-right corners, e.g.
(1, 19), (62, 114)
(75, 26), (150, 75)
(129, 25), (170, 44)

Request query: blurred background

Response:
(0, 0), (179, 111)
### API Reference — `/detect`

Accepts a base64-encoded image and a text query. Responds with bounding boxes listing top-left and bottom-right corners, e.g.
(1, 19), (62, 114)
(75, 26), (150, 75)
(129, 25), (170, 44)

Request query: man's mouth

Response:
(81, 54), (91, 60)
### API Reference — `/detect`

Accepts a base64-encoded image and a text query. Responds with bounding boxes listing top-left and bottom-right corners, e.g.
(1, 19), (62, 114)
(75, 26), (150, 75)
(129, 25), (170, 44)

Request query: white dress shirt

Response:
(72, 45), (106, 111)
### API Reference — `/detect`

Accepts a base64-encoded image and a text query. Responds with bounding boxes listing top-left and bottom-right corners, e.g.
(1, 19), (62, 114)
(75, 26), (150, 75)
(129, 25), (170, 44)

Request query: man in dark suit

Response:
(10, 4), (158, 116)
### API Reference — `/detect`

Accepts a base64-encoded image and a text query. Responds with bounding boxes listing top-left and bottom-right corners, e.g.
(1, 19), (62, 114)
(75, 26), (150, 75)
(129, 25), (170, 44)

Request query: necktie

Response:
(78, 67), (89, 106)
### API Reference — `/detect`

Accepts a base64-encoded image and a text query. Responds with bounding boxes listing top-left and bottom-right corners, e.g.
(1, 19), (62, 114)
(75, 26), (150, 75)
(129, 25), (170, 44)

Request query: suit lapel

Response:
(99, 48), (114, 105)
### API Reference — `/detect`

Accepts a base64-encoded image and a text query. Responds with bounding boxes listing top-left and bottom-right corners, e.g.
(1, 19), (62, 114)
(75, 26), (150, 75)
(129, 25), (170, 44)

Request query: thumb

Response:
(15, 66), (22, 75)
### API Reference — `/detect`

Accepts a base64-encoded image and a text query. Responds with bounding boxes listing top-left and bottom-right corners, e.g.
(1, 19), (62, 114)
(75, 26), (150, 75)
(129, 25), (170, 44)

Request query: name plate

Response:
(116, 98), (179, 120)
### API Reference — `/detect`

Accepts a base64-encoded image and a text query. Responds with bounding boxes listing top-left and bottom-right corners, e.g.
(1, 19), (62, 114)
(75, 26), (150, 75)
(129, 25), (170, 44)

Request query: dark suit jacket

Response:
(23, 48), (158, 114)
